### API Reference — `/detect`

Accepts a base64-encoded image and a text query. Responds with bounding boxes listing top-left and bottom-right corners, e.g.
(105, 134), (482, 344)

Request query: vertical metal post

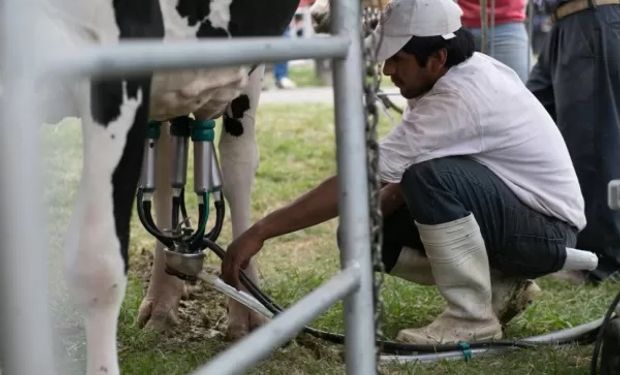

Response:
(489, 0), (496, 56)
(527, 0), (535, 71)
(331, 1), (377, 374)
(0, 0), (56, 374)
(480, 0), (488, 54)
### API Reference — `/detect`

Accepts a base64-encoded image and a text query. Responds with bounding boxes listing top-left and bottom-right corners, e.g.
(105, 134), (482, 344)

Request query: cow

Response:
(310, 0), (389, 33)
(32, 0), (299, 374)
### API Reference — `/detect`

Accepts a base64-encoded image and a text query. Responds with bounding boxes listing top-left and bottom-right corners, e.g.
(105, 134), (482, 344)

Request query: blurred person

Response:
(273, 26), (298, 89)
(527, 0), (620, 283)
(458, 0), (530, 82)
(530, 1), (553, 55)
(272, 0), (316, 89)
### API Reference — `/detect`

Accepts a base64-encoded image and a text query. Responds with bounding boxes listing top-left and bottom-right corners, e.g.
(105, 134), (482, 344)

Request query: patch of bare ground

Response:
(131, 248), (229, 343)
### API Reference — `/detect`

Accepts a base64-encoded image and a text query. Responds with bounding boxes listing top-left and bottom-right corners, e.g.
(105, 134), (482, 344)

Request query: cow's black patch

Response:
(113, 0), (165, 39)
(111, 78), (151, 272)
(222, 94), (250, 137)
(90, 0), (164, 126)
(106, 0), (163, 270)
(90, 81), (124, 126)
(223, 116), (244, 137)
(180, 0), (299, 38)
(230, 94), (250, 118)
(175, 0), (210, 26)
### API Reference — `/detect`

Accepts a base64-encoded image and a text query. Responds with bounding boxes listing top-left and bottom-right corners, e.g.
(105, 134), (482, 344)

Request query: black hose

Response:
(590, 289), (620, 375)
(188, 193), (209, 251)
(205, 199), (225, 242)
(179, 188), (189, 224)
(172, 195), (181, 231)
(136, 189), (175, 248)
(201, 238), (589, 354)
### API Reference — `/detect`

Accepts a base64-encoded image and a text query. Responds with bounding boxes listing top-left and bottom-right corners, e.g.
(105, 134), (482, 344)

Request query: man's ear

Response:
(429, 48), (448, 73)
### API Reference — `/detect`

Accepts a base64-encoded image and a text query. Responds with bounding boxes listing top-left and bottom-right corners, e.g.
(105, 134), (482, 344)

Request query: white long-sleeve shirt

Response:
(379, 52), (586, 230)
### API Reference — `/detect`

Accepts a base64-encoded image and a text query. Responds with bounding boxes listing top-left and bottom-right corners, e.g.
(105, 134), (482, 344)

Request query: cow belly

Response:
(149, 67), (247, 121)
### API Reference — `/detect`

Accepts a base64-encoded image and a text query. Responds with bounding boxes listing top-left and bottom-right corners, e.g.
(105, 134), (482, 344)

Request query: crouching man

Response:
(221, 0), (597, 344)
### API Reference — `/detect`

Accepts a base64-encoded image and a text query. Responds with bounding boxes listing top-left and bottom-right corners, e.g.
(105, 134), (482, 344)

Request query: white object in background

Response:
(609, 180), (620, 210)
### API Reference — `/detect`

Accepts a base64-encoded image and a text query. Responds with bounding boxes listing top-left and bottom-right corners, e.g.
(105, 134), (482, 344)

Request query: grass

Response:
(285, 61), (395, 89)
(287, 62), (326, 88)
(43, 104), (619, 374)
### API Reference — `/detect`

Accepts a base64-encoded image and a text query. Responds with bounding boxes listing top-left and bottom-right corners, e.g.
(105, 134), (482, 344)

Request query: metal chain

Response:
(362, 2), (385, 372)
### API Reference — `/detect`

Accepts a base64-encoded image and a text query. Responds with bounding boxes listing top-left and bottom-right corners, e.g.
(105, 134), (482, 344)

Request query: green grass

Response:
(286, 62), (395, 89)
(287, 63), (326, 88)
(44, 104), (619, 374)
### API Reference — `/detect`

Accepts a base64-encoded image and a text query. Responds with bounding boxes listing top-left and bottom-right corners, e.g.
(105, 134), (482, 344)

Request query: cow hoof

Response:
(137, 274), (184, 331)
(225, 299), (270, 341)
(137, 299), (181, 331)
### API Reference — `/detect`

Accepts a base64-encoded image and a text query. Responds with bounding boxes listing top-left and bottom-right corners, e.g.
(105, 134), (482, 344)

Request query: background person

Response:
(457, 0), (530, 82)
(527, 0), (620, 283)
(272, 26), (298, 89)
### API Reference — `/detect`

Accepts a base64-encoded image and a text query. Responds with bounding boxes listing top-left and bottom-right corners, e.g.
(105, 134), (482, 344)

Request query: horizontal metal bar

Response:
(49, 36), (350, 78)
(192, 265), (361, 375)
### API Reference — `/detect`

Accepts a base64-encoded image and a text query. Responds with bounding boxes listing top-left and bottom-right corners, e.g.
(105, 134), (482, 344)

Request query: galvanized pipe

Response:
(480, 0), (488, 54)
(331, 0), (378, 374)
(527, 0), (535, 71)
(51, 36), (350, 78)
(490, 0), (496, 56)
(191, 267), (361, 375)
(0, 0), (57, 373)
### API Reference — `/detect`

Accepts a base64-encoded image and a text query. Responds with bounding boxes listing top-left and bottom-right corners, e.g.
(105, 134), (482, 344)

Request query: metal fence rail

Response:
(51, 37), (351, 78)
(194, 267), (361, 374)
(0, 0), (56, 374)
(0, 0), (376, 374)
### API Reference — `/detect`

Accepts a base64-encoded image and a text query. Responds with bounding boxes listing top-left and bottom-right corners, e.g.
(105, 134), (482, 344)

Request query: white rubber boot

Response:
(390, 247), (542, 326)
(396, 214), (502, 344)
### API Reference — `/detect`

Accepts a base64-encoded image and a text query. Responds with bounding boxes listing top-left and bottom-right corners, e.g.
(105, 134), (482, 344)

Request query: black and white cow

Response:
(36, 0), (298, 374)
(310, 0), (387, 32)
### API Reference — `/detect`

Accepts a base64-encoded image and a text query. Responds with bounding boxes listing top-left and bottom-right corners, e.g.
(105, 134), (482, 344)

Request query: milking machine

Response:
(137, 116), (224, 280)
(135, 116), (619, 361)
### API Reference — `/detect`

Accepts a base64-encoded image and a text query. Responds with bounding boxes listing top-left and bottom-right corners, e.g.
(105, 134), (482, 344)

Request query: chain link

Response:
(362, 1), (385, 372)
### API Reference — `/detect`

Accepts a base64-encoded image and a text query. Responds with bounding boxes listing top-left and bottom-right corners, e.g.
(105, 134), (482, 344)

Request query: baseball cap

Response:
(367, 0), (463, 61)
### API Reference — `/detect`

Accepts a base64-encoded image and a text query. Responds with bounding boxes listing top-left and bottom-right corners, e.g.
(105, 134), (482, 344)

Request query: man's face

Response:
(382, 50), (440, 99)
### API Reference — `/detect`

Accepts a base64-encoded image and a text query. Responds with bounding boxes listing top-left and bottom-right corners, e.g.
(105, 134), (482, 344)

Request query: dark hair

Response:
(400, 28), (475, 68)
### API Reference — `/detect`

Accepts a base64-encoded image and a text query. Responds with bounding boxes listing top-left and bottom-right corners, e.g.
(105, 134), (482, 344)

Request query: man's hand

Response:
(221, 229), (265, 290)
(220, 176), (340, 289)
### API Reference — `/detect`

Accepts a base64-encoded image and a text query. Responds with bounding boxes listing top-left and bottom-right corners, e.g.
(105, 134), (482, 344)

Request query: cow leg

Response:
(137, 124), (185, 330)
(65, 79), (149, 375)
(218, 65), (268, 340)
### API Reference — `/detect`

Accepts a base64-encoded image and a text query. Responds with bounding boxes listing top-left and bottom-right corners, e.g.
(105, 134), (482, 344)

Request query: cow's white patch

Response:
(47, 0), (120, 43)
(150, 67), (247, 121)
(208, 0), (234, 35)
(161, 0), (201, 40)
(64, 81), (141, 375)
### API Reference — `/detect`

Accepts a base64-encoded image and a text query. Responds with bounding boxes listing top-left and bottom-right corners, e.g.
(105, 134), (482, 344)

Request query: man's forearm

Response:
(380, 182), (404, 217)
(250, 175), (340, 241)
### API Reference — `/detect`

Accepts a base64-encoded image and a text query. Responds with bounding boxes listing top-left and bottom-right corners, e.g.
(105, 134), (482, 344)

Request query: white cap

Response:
(368, 0), (463, 61)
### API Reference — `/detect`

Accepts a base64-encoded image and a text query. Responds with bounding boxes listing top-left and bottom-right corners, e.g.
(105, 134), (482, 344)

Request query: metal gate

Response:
(0, 0), (377, 374)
